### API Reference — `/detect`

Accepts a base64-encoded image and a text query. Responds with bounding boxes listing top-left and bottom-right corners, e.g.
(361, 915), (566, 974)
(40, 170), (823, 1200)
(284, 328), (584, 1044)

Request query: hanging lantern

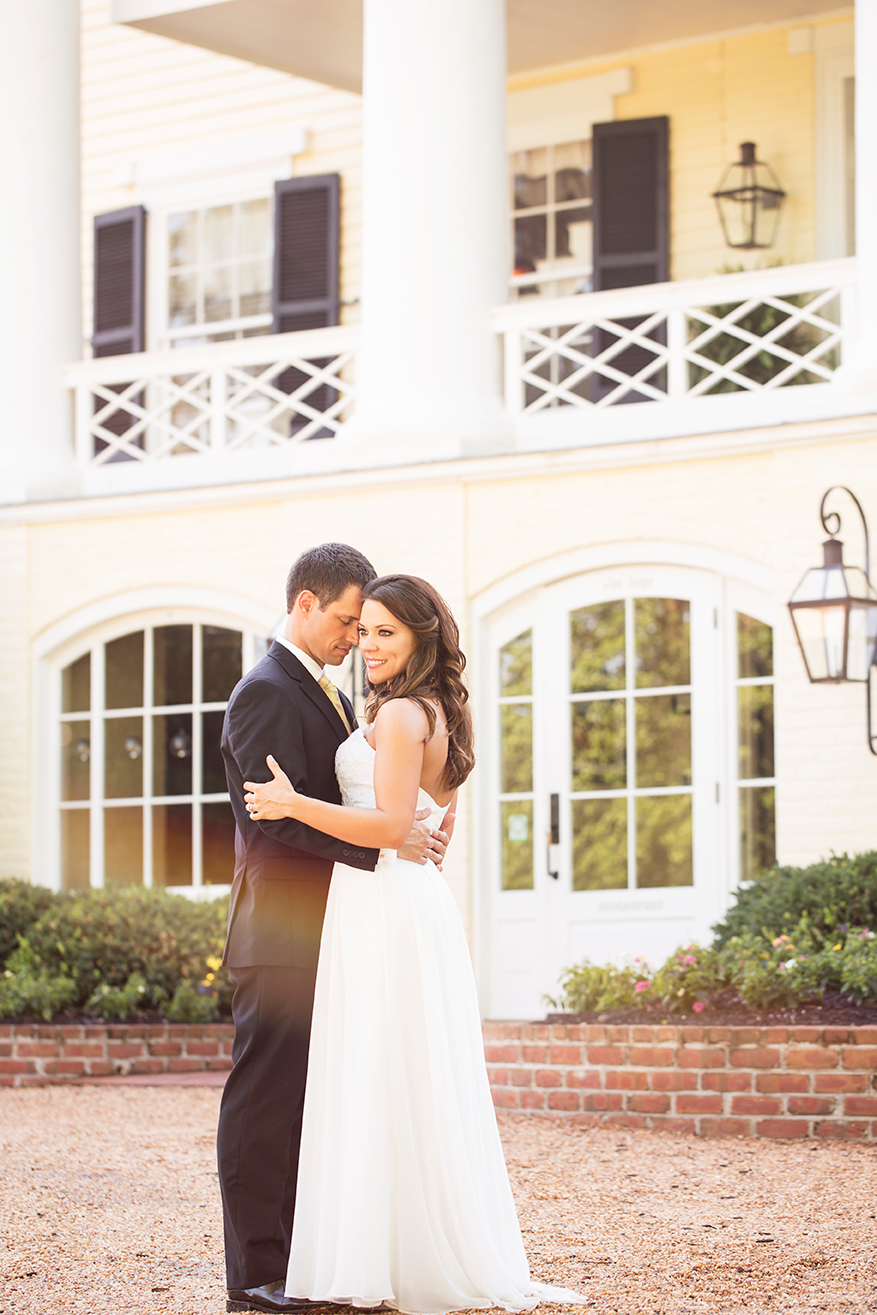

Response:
(787, 487), (877, 755)
(712, 142), (786, 249)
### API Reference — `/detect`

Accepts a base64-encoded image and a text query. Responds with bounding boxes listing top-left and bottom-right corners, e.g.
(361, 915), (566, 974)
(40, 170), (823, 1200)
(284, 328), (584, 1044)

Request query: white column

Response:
(838, 0), (877, 394)
(343, 0), (512, 460)
(0, 2), (81, 502)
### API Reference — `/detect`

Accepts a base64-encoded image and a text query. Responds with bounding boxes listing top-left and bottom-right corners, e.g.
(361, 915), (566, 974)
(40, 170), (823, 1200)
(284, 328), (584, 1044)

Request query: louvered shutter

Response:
(272, 175), (340, 438)
(592, 117), (669, 291)
(92, 206), (146, 357)
(590, 118), (669, 404)
(91, 206), (147, 459)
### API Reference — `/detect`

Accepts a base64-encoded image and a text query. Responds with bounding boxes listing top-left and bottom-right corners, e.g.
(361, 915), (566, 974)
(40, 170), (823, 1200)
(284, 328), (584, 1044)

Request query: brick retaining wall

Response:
(485, 1022), (877, 1140)
(0, 1023), (234, 1085)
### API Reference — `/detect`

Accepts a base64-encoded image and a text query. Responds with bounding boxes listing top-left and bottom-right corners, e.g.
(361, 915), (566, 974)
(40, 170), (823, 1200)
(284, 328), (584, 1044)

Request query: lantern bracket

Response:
(819, 486), (876, 755)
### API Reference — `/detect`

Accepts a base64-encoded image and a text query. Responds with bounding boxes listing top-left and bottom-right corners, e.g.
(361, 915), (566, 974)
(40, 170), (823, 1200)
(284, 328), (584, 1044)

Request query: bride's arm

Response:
(243, 700), (428, 849)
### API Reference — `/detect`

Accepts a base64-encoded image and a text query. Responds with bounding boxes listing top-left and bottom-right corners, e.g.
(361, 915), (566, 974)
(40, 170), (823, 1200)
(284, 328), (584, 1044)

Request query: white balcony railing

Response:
(65, 325), (357, 467)
(65, 260), (858, 474)
(493, 257), (855, 418)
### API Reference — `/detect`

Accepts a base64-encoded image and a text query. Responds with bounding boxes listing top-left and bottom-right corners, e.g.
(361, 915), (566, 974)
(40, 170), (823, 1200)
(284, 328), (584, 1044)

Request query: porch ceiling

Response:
(112, 0), (850, 94)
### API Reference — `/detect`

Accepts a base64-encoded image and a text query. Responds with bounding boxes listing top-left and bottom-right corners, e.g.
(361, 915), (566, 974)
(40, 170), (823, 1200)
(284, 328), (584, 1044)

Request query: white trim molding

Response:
(507, 68), (633, 151)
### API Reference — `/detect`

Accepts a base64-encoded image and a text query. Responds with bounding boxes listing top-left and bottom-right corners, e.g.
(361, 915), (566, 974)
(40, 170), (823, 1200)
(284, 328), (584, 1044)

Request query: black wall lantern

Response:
(788, 487), (877, 754)
(712, 141), (787, 249)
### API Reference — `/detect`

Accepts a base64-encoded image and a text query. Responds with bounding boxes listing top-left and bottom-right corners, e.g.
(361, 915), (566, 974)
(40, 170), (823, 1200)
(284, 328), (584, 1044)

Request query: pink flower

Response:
(772, 935), (790, 948)
(634, 980), (651, 992)
(683, 954), (697, 966)
(692, 1001), (706, 1013)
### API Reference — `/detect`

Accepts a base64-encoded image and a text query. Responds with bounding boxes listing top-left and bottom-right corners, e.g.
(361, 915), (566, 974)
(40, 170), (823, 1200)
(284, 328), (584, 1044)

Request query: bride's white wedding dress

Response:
(285, 727), (586, 1314)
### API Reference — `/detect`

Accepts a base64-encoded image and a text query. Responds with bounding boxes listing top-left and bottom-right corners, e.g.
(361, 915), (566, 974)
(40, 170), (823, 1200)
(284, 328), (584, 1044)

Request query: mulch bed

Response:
(545, 987), (877, 1029)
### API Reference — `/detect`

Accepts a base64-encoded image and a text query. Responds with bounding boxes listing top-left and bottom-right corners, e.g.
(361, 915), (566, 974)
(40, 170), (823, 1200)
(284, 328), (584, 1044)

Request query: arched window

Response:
(58, 621), (266, 891)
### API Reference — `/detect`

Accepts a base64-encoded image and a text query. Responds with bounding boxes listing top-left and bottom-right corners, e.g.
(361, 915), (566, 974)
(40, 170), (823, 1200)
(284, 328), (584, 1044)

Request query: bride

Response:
(244, 574), (585, 1315)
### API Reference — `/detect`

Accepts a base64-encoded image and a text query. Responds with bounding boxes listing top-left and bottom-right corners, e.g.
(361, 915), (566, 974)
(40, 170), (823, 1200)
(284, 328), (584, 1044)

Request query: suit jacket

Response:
(220, 641), (378, 968)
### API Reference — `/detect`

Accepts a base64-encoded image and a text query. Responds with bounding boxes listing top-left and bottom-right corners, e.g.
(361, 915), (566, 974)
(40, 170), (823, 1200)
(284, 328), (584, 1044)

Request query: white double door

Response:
(483, 565), (728, 1020)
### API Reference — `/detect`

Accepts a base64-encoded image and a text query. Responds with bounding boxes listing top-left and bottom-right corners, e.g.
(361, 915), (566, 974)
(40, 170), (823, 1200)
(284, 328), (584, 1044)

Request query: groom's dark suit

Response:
(217, 640), (378, 1290)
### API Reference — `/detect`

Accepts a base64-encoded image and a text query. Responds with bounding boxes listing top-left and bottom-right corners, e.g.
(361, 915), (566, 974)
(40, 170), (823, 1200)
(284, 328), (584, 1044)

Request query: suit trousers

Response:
(216, 963), (318, 1290)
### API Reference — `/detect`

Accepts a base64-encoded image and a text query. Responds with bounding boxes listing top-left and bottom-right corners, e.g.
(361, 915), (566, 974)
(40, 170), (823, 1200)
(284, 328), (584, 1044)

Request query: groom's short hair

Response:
(286, 543), (377, 612)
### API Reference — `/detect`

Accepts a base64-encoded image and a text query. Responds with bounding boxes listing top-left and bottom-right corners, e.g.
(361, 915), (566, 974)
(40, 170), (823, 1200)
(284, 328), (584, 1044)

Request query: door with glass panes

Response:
(488, 566), (724, 1019)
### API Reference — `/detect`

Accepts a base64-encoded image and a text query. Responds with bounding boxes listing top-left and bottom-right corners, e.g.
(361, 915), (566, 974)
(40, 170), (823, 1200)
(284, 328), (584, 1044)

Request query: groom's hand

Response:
(397, 809), (435, 866)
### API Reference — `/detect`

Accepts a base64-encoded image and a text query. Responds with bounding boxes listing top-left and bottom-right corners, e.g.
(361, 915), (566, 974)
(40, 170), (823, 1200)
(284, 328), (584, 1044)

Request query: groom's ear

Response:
(295, 589), (318, 618)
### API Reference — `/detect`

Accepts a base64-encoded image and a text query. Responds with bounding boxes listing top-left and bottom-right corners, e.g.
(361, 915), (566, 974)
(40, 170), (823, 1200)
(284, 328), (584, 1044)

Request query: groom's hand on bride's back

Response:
(397, 809), (451, 869)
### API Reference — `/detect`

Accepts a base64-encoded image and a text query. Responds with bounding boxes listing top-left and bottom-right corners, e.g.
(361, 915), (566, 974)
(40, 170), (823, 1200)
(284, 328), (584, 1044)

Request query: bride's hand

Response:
(243, 756), (299, 821)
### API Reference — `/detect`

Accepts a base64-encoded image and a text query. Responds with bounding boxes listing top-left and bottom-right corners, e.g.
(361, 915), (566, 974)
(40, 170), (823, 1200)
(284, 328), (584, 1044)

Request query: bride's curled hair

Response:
(362, 575), (475, 791)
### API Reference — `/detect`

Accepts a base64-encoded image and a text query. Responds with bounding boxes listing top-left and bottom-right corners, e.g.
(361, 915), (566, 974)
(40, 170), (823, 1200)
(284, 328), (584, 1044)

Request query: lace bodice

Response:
(335, 726), (449, 831)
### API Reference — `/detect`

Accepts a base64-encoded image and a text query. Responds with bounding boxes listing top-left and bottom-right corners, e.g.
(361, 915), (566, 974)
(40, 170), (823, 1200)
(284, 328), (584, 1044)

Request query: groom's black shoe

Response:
(226, 1280), (315, 1313)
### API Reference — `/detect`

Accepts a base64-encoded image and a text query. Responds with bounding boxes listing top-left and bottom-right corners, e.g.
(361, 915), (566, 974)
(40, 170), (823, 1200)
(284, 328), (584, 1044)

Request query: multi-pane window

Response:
(59, 624), (262, 891)
(736, 613), (776, 882)
(498, 630), (534, 890)
(165, 199), (273, 347)
(569, 598), (693, 891)
(510, 140), (592, 299)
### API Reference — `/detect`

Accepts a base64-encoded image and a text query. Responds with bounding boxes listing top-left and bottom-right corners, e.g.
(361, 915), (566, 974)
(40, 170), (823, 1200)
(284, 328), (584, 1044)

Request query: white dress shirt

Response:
(275, 634), (325, 683)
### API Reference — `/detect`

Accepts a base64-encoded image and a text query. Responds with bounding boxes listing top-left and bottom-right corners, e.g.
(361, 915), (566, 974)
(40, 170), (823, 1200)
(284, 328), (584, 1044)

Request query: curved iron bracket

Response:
(819, 486), (876, 755)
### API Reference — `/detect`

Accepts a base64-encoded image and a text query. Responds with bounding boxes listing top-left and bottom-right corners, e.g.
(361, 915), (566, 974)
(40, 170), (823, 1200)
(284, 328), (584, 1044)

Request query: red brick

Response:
(681, 1026), (705, 1042)
(790, 1026), (824, 1042)
(656, 1026), (679, 1042)
(186, 1041), (220, 1057)
(222, 1041), (234, 1056)
(707, 1028), (732, 1042)
(521, 1045), (547, 1063)
(84, 1026), (106, 1038)
(700, 1117), (751, 1137)
(482, 1022), (501, 1042)
(608, 1027), (630, 1042)
(566, 1070), (600, 1090)
(19, 1076), (52, 1087)
(535, 1068), (562, 1088)
(527, 1024), (551, 1041)
(86, 1062), (114, 1077)
(604, 1070), (649, 1091)
(166, 1057), (201, 1073)
(44, 1060), (86, 1076)
(788, 1097), (836, 1116)
(729, 1047), (780, 1069)
(756, 1119), (810, 1138)
(0, 1077), (15, 1086)
(787, 1047), (839, 1069)
(823, 1028), (852, 1045)
(677, 1094), (723, 1114)
(108, 1043), (146, 1059)
(731, 1096), (782, 1116)
(652, 1070), (698, 1092)
(585, 1025), (607, 1042)
(631, 1026), (655, 1042)
(662, 1117), (697, 1134)
(487, 1067), (509, 1085)
(815, 1072), (867, 1093)
(703, 1072), (751, 1093)
(756, 1073), (809, 1094)
(587, 1045), (624, 1065)
(582, 1092), (623, 1112)
(148, 1042), (182, 1057)
(130, 1059), (164, 1075)
(548, 1090), (581, 1112)
(842, 1047), (877, 1070)
(731, 1028), (762, 1045)
(628, 1093), (671, 1114)
(816, 1120), (869, 1140)
(678, 1048), (725, 1069)
(763, 1028), (789, 1043)
(551, 1024), (572, 1039)
(511, 1068), (533, 1087)
(844, 1096), (877, 1116)
(207, 1058), (231, 1072)
(520, 1090), (546, 1110)
(0, 1043), (11, 1057)
(603, 1114), (648, 1130)
(16, 1042), (60, 1058)
(568, 1114), (601, 1129)
(486, 1044), (520, 1063)
(549, 1044), (583, 1065)
(493, 1088), (520, 1109)
(0, 1060), (35, 1074)
(852, 1027), (877, 1045)
(62, 1044), (104, 1059)
(501, 1023), (523, 1040)
(629, 1046), (674, 1067)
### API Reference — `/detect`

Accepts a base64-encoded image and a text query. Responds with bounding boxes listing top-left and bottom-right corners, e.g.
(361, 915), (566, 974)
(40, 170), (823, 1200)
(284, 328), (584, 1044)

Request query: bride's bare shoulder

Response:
(372, 698), (432, 740)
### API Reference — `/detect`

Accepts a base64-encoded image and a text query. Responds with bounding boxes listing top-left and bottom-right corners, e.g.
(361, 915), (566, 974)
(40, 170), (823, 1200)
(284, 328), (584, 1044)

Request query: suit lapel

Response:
(268, 641), (351, 744)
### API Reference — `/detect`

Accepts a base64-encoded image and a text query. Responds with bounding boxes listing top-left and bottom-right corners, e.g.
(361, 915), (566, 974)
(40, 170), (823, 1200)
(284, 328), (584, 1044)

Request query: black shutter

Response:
(92, 206), (146, 357)
(91, 206), (146, 460)
(272, 175), (340, 439)
(592, 117), (669, 292)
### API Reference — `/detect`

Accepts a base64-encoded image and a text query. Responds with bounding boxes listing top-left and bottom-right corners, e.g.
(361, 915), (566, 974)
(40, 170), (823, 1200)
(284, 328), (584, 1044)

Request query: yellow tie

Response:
(318, 672), (353, 733)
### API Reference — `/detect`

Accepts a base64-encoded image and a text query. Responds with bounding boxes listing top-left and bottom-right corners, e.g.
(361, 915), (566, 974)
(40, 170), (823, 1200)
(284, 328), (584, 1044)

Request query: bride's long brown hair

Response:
(361, 575), (475, 791)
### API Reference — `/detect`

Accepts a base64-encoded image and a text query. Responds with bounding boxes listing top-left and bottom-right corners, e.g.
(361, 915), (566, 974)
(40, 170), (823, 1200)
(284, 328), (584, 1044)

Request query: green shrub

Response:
(11, 887), (230, 1014)
(165, 979), (219, 1024)
(0, 965), (76, 1022)
(712, 851), (877, 947)
(546, 959), (646, 1013)
(85, 972), (152, 1021)
(648, 945), (726, 1013)
(0, 879), (56, 969)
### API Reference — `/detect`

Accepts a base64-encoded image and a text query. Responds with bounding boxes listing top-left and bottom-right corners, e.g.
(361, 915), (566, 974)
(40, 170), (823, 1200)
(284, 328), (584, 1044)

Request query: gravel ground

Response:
(1, 1087), (876, 1315)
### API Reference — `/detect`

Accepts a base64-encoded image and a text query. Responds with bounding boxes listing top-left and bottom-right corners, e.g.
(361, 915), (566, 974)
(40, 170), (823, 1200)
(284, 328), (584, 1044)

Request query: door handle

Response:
(547, 792), (559, 880)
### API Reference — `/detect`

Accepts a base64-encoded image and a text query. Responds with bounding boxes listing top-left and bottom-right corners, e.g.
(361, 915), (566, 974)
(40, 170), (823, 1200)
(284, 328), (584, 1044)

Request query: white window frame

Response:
(35, 592), (279, 896)
(815, 20), (855, 260)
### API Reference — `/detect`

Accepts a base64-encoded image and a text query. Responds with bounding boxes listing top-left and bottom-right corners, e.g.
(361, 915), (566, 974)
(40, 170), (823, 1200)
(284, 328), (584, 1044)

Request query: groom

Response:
(218, 543), (449, 1314)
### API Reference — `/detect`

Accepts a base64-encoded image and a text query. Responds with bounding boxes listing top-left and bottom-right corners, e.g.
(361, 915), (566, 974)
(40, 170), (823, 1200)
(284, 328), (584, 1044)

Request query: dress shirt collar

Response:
(275, 635), (325, 684)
